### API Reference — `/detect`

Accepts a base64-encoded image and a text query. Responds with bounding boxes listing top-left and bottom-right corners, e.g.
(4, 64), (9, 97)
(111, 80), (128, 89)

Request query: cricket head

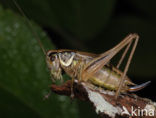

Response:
(46, 50), (62, 81)
(46, 50), (75, 81)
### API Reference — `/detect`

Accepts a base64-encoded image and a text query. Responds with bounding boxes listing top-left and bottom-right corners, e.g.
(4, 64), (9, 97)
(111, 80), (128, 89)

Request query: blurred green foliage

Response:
(0, 0), (156, 118)
(0, 5), (80, 118)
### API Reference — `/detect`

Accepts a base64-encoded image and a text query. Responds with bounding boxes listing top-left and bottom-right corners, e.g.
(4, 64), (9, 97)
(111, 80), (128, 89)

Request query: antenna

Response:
(12, 0), (46, 55)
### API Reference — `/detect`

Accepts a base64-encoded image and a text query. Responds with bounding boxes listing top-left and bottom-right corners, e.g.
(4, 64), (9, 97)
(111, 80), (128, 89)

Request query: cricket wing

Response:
(81, 34), (139, 82)
(81, 52), (115, 81)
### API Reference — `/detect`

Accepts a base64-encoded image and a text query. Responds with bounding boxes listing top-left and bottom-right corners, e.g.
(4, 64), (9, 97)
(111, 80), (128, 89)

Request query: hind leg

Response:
(115, 34), (139, 99)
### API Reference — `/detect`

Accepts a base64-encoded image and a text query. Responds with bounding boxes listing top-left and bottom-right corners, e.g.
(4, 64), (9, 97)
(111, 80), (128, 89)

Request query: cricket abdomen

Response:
(88, 65), (133, 92)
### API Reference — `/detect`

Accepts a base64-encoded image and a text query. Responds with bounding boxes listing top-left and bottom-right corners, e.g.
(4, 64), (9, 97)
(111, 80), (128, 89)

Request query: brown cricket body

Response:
(46, 46), (150, 95)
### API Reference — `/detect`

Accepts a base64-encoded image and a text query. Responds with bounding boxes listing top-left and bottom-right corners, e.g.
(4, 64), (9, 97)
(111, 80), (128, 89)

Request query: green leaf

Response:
(0, 5), (79, 118)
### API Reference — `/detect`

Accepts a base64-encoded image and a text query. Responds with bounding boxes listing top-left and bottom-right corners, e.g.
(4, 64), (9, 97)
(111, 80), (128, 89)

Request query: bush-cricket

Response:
(13, 0), (151, 99)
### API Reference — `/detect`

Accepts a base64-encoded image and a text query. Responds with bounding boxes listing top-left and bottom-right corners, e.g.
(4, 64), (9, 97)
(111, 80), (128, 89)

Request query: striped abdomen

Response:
(88, 65), (135, 92)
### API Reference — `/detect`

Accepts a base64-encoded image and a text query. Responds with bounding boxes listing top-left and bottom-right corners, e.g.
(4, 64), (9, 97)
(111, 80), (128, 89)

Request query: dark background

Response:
(0, 0), (156, 118)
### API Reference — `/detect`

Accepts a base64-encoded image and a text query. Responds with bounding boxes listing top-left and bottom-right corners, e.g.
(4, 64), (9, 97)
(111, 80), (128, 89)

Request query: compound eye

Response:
(50, 55), (55, 61)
